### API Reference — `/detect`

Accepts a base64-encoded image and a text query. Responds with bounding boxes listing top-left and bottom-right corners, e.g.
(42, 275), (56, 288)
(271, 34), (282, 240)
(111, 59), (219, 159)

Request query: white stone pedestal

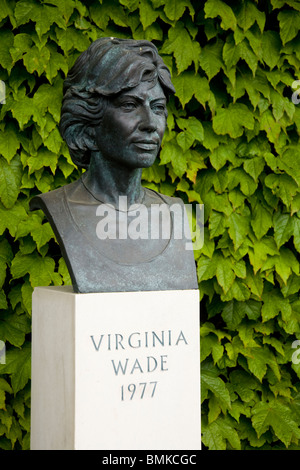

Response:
(31, 286), (201, 450)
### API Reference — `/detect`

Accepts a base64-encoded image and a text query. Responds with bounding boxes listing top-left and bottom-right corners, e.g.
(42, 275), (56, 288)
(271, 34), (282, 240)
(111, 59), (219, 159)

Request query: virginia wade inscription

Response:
(90, 329), (188, 351)
(90, 329), (188, 401)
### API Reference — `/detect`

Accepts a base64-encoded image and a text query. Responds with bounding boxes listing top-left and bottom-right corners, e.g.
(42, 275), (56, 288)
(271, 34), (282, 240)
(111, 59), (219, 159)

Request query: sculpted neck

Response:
(82, 151), (144, 207)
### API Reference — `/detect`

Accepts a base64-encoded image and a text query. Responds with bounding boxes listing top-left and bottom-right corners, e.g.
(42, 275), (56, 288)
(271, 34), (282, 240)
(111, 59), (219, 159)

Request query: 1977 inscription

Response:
(90, 330), (188, 401)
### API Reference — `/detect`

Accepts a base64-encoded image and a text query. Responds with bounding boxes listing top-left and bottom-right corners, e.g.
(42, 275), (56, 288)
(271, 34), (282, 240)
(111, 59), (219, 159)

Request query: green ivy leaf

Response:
(176, 116), (204, 142)
(270, 88), (295, 122)
(238, 39), (259, 75)
(45, 48), (68, 83)
(142, 160), (165, 183)
(0, 291), (8, 310)
(247, 346), (280, 382)
(209, 210), (225, 238)
(202, 415), (240, 450)
(223, 35), (241, 72)
(0, 202), (27, 237)
(261, 289), (292, 323)
(43, 128), (63, 155)
(58, 257), (72, 286)
(230, 370), (260, 403)
(176, 130), (194, 153)
(10, 94), (33, 131)
(44, 0), (76, 22)
(55, 27), (91, 53)
(204, 0), (236, 31)
(236, 0), (266, 32)
(164, 0), (194, 21)
(0, 378), (12, 410)
(245, 268), (264, 299)
(0, 0), (17, 27)
(200, 322), (231, 341)
(0, 30), (14, 72)
(201, 334), (224, 364)
(32, 80), (63, 124)
(199, 41), (223, 81)
(197, 255), (217, 282)
(278, 147), (300, 186)
(259, 110), (282, 144)
(0, 342), (31, 394)
(238, 322), (259, 347)
(21, 281), (33, 315)
(201, 369), (231, 410)
(172, 72), (211, 108)
(5, 416), (22, 449)
(160, 141), (187, 177)
(213, 103), (255, 138)
(265, 174), (298, 208)
(139, 0), (159, 29)
(251, 204), (273, 240)
(90, 0), (127, 29)
(15, 0), (66, 39)
(293, 216), (300, 252)
(0, 313), (31, 348)
(243, 156), (265, 182)
(278, 9), (300, 45)
(210, 143), (236, 171)
(161, 22), (200, 73)
(222, 300), (246, 329)
(0, 239), (13, 289)
(15, 213), (54, 251)
(228, 70), (271, 109)
(248, 236), (278, 273)
(261, 31), (281, 69)
(227, 210), (251, 250)
(282, 273), (300, 298)
(273, 212), (293, 248)
(27, 148), (58, 175)
(9, 33), (33, 64)
(215, 256), (236, 294)
(11, 252), (58, 288)
(252, 400), (300, 446)
(0, 124), (20, 163)
(0, 155), (22, 209)
(213, 171), (229, 196)
(220, 278), (250, 302)
(261, 247), (299, 284)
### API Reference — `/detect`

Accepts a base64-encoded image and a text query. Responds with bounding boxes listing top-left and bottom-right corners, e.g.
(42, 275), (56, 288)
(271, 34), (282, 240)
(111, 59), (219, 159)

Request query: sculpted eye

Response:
(120, 101), (136, 111)
(152, 103), (166, 114)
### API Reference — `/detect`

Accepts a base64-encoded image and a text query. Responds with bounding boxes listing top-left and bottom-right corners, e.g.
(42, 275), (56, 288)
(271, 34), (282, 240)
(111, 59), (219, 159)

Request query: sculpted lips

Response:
(132, 140), (159, 151)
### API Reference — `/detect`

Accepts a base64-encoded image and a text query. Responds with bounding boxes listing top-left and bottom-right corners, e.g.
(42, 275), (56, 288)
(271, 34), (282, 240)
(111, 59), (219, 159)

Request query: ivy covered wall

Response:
(0, 0), (300, 450)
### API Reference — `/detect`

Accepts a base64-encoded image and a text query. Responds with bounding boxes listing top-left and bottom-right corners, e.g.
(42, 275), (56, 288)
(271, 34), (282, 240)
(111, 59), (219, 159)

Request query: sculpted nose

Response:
(138, 107), (157, 133)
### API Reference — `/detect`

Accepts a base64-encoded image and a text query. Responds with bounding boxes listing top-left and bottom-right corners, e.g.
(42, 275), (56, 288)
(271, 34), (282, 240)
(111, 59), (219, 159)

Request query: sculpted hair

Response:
(59, 37), (175, 169)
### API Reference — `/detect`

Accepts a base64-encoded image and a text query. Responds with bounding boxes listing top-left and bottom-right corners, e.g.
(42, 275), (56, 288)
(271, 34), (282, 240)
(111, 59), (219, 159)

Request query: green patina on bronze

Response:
(30, 38), (198, 293)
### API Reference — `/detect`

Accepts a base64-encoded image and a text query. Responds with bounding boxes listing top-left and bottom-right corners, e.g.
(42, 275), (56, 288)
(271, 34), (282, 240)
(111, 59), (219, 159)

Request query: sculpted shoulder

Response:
(29, 179), (83, 214)
(29, 179), (184, 213)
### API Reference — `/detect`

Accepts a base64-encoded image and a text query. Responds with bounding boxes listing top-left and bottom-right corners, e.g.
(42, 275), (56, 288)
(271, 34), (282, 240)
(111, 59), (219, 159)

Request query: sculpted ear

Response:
(84, 126), (98, 151)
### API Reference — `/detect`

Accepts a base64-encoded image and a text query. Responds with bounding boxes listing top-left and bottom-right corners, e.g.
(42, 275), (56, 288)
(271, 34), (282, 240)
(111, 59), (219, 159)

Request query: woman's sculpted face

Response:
(92, 80), (167, 170)
(59, 38), (175, 170)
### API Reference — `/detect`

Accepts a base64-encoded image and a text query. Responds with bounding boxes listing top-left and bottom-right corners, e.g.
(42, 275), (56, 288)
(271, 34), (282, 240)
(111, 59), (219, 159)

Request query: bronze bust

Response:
(30, 38), (198, 293)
